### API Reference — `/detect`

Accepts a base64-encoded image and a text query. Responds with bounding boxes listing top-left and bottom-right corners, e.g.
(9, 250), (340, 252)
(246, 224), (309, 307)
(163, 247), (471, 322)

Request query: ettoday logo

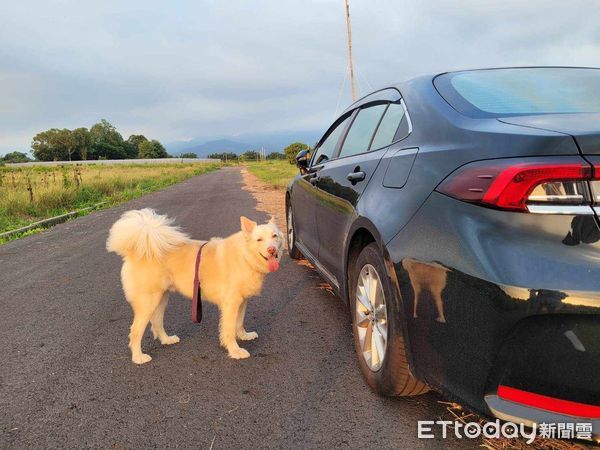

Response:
(417, 420), (594, 443)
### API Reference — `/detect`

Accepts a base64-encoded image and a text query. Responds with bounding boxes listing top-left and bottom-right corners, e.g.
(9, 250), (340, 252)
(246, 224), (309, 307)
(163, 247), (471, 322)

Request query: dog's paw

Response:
(132, 353), (152, 364)
(161, 335), (180, 345)
(228, 347), (250, 359)
(238, 331), (258, 341)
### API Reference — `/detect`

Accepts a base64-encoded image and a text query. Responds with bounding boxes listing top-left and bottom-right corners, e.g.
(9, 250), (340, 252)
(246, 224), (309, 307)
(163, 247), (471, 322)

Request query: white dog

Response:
(107, 208), (284, 364)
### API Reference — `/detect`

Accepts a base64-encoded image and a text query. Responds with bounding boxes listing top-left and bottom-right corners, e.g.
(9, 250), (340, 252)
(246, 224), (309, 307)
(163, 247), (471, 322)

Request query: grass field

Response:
(245, 160), (298, 189)
(0, 162), (219, 239)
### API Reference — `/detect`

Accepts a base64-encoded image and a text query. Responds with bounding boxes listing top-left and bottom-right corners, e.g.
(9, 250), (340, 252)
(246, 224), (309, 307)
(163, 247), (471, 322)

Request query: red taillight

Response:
(437, 157), (593, 212)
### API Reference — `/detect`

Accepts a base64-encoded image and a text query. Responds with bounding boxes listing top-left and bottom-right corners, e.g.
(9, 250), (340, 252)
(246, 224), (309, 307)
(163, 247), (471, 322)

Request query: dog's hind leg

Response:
(431, 285), (447, 323)
(151, 294), (180, 345)
(129, 292), (162, 364)
(412, 283), (422, 319)
(220, 298), (250, 359)
(236, 299), (258, 341)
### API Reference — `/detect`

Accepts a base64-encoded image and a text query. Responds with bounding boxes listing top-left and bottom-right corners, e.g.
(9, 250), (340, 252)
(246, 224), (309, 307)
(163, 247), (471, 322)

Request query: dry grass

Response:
(241, 167), (287, 229)
(0, 162), (218, 235)
(441, 401), (593, 449)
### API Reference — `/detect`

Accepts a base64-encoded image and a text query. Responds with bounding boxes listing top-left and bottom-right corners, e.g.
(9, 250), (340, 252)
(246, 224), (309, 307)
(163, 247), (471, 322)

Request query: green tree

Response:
(2, 151), (31, 163)
(31, 129), (57, 161)
(127, 134), (148, 159)
(180, 152), (197, 158)
(207, 152), (237, 161)
(266, 151), (285, 160)
(56, 129), (78, 161)
(29, 121), (161, 161)
(241, 150), (258, 161)
(122, 141), (138, 159)
(284, 142), (310, 165)
(31, 129), (73, 161)
(72, 127), (92, 160)
(138, 140), (168, 159)
(90, 119), (127, 159)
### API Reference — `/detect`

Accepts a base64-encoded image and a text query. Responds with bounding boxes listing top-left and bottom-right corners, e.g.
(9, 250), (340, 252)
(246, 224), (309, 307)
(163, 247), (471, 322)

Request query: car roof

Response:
(343, 66), (600, 114)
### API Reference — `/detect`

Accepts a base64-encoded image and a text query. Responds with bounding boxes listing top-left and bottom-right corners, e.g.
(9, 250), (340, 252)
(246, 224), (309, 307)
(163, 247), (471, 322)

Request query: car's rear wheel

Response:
(350, 243), (429, 396)
(286, 204), (302, 259)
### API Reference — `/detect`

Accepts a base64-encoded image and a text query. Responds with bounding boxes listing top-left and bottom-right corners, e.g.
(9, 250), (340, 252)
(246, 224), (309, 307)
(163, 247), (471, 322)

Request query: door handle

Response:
(346, 171), (366, 183)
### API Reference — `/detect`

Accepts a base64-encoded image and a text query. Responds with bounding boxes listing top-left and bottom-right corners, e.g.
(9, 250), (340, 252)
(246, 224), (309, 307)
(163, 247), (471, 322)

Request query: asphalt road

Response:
(0, 167), (478, 449)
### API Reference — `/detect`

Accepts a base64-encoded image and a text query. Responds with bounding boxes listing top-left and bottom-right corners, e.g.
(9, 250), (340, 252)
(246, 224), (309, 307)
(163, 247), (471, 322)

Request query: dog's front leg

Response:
(220, 298), (250, 359)
(236, 299), (258, 341)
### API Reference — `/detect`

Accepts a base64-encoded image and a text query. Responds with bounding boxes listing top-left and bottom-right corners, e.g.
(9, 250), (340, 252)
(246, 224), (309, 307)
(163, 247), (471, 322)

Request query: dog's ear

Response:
(268, 215), (276, 225)
(240, 216), (257, 234)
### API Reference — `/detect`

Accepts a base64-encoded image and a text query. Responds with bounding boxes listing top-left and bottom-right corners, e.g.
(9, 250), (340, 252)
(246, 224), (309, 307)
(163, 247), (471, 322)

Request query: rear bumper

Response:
(485, 390), (600, 438)
(386, 192), (600, 420)
(484, 315), (600, 437)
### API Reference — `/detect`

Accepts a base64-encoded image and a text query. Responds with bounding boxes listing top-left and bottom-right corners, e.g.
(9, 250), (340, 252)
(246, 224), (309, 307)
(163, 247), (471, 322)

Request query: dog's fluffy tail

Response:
(106, 208), (190, 260)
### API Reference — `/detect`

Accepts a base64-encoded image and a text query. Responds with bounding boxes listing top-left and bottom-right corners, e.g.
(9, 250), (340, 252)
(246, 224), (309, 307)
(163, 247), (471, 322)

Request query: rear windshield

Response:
(434, 68), (600, 118)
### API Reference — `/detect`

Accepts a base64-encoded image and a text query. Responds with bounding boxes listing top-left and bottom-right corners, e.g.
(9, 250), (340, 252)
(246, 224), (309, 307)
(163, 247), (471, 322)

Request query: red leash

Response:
(192, 243), (207, 323)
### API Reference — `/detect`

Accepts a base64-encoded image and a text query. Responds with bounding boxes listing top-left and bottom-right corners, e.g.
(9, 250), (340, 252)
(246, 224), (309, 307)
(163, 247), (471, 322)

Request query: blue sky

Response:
(1, 0), (599, 154)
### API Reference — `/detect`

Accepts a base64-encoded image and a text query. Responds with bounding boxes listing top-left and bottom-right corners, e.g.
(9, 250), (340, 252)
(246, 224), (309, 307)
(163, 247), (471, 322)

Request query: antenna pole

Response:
(344, 0), (356, 102)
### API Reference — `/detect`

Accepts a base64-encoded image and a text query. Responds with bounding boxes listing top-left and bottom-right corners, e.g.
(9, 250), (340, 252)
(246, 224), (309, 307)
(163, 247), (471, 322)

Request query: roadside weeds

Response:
(442, 402), (590, 450)
(0, 163), (219, 244)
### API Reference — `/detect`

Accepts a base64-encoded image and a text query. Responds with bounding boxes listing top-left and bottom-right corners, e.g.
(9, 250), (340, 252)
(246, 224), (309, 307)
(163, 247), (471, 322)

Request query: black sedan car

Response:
(286, 67), (600, 435)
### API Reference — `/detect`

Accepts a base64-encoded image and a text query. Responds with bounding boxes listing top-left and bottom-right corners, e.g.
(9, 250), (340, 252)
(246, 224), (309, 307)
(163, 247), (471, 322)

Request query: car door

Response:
(315, 101), (407, 283)
(290, 113), (353, 260)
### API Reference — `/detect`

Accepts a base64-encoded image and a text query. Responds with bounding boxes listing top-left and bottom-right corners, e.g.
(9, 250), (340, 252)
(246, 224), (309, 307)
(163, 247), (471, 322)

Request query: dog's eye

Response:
(257, 238), (263, 242)
(272, 234), (277, 238)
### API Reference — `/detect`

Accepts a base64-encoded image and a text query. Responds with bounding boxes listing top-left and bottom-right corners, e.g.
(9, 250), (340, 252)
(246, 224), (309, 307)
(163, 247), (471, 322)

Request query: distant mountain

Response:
(167, 130), (321, 156)
(175, 139), (252, 156)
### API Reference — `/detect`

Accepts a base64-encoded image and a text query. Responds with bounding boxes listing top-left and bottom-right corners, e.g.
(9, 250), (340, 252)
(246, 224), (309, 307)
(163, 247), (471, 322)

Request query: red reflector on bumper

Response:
(498, 385), (600, 419)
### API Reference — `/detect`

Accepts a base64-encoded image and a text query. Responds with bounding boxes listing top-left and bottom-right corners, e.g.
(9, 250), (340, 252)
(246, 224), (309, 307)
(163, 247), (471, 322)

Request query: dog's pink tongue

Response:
(267, 255), (280, 272)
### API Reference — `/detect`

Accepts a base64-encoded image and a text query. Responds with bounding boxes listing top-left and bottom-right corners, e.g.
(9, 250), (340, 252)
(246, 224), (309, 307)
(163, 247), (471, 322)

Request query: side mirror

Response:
(295, 150), (310, 175)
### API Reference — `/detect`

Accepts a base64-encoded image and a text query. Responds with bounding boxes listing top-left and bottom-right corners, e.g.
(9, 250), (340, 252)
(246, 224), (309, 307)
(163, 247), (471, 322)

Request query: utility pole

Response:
(344, 0), (356, 102)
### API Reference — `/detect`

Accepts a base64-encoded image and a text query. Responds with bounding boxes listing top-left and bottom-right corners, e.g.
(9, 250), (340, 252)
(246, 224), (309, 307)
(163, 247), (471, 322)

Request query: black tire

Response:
(286, 203), (302, 260)
(350, 243), (429, 396)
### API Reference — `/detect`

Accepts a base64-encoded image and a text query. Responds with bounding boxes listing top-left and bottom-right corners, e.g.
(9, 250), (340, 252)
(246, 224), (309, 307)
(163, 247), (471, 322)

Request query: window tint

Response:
(394, 115), (410, 141)
(339, 104), (387, 157)
(340, 104), (387, 156)
(435, 68), (600, 117)
(370, 103), (405, 150)
(312, 114), (351, 165)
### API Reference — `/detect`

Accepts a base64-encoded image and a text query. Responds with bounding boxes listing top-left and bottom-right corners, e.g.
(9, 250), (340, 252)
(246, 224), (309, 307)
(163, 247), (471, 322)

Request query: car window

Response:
(339, 104), (387, 158)
(312, 114), (351, 165)
(393, 115), (410, 141)
(434, 68), (600, 118)
(370, 103), (405, 150)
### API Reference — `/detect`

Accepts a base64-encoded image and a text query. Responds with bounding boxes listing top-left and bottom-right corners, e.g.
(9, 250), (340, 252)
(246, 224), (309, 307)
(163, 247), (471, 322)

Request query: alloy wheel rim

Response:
(355, 263), (388, 371)
(287, 208), (294, 250)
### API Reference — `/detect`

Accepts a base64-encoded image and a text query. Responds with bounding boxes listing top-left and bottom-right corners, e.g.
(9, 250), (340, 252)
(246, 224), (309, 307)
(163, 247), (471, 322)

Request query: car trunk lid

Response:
(499, 114), (600, 215)
(498, 113), (600, 154)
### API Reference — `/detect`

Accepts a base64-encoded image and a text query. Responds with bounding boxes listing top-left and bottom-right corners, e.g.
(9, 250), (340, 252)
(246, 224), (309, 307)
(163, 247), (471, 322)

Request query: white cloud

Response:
(0, 0), (599, 152)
